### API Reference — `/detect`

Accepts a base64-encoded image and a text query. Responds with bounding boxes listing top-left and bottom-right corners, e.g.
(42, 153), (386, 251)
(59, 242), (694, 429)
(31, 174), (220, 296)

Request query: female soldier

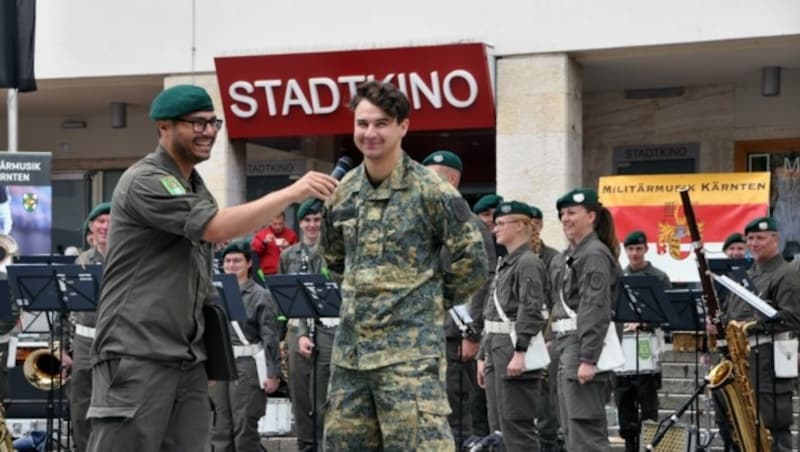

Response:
(551, 188), (621, 452)
(477, 200), (548, 451)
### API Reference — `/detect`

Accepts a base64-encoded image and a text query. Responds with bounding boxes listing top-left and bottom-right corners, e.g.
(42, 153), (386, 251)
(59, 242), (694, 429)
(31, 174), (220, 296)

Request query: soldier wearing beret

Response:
(319, 81), (488, 450)
(615, 230), (671, 452)
(279, 198), (329, 452)
(474, 193), (507, 259)
(423, 150), (495, 449)
(68, 202), (110, 452)
(476, 201), (547, 451)
(551, 188), (621, 452)
(723, 216), (800, 451)
(209, 240), (280, 452)
(87, 85), (337, 452)
(722, 232), (747, 259)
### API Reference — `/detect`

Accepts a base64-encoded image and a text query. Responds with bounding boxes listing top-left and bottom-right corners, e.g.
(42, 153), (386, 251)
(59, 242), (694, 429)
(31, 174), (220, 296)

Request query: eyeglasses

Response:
(494, 219), (521, 228)
(174, 117), (224, 133)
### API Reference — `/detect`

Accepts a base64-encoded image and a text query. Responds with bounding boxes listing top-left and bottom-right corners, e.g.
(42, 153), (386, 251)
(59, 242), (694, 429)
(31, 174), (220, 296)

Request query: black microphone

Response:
(309, 156), (353, 211)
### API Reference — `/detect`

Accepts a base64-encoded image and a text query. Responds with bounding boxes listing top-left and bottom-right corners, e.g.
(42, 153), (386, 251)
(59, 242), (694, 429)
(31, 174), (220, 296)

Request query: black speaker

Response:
(4, 365), (68, 419)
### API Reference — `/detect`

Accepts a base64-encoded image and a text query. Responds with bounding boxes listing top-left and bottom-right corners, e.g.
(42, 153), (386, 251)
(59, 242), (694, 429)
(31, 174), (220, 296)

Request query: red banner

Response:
(214, 43), (495, 139)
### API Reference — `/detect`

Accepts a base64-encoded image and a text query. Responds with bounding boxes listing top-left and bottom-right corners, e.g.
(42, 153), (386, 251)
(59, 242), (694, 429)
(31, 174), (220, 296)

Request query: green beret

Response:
(624, 230), (647, 247)
(722, 232), (746, 250)
(422, 150), (463, 172)
(222, 239), (251, 258)
(494, 201), (534, 220)
(473, 194), (503, 214)
(149, 85), (214, 120)
(528, 204), (543, 220)
(86, 201), (111, 223)
(744, 216), (777, 235)
(556, 188), (600, 211)
(297, 198), (321, 221)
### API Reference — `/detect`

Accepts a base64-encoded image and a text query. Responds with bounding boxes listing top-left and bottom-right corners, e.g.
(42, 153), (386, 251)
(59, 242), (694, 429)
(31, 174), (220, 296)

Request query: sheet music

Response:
(709, 272), (778, 318)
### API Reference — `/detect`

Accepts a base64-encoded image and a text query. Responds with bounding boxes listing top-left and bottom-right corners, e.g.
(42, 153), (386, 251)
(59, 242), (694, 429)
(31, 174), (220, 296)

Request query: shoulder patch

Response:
(447, 197), (471, 223)
(160, 176), (186, 195)
(589, 271), (605, 291)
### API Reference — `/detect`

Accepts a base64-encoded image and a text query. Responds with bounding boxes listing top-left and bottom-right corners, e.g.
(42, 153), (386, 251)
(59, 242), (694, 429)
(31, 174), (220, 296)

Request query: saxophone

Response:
(707, 321), (772, 452)
(0, 403), (12, 452)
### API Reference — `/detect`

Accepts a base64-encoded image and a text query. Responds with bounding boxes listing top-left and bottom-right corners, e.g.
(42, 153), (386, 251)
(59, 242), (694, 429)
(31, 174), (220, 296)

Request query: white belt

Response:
(319, 318), (340, 328)
(552, 318), (577, 334)
(233, 344), (263, 358)
(75, 324), (96, 339)
(288, 319), (303, 328)
(749, 331), (791, 348)
(485, 320), (513, 334)
(0, 333), (10, 344)
(541, 309), (549, 320)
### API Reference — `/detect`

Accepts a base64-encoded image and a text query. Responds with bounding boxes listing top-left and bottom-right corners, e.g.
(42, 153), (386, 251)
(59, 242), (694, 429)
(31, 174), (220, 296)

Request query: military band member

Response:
(87, 84), (337, 452)
(319, 81), (488, 450)
(478, 201), (547, 451)
(423, 150), (495, 449)
(551, 188), (621, 452)
(279, 198), (330, 451)
(68, 202), (110, 452)
(724, 217), (800, 452)
(474, 193), (507, 259)
(209, 240), (280, 451)
(615, 230), (671, 452)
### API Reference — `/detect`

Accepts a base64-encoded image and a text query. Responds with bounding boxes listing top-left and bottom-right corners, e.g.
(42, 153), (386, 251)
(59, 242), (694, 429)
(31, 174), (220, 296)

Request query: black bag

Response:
(203, 304), (238, 380)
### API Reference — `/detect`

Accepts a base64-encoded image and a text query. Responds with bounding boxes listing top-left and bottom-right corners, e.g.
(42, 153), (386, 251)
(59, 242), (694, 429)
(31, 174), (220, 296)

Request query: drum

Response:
(618, 331), (662, 374)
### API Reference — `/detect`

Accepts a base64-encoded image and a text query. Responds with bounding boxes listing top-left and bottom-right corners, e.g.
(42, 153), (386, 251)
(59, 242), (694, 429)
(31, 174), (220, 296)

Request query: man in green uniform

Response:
(422, 150), (494, 449)
(615, 230), (671, 452)
(724, 217), (800, 452)
(69, 202), (110, 452)
(209, 240), (280, 452)
(279, 199), (329, 451)
(87, 84), (337, 452)
(319, 81), (488, 451)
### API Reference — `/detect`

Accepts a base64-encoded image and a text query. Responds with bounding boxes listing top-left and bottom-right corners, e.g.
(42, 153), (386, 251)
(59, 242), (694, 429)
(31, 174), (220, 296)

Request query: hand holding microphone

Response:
(306, 156), (354, 211)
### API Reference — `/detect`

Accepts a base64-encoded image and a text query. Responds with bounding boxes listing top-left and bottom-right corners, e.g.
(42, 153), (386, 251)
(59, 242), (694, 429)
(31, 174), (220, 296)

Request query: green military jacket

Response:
(74, 247), (105, 328)
(233, 279), (281, 378)
(553, 232), (621, 364)
(93, 146), (218, 365)
(320, 152), (488, 370)
(725, 253), (800, 334)
(623, 262), (672, 290)
(484, 244), (547, 349)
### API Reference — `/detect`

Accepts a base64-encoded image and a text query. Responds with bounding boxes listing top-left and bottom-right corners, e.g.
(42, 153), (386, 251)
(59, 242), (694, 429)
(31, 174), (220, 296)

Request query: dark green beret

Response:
(556, 188), (600, 211)
(528, 204), (543, 219)
(222, 239), (251, 258)
(722, 232), (746, 250)
(422, 150), (463, 172)
(86, 201), (111, 223)
(624, 230), (647, 247)
(473, 194), (503, 214)
(744, 216), (777, 235)
(149, 85), (214, 120)
(297, 198), (321, 221)
(494, 201), (534, 220)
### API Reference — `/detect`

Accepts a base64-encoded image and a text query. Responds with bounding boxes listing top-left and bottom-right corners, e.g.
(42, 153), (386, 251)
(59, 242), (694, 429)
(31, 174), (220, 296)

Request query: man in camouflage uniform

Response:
(724, 217), (800, 452)
(69, 202), (111, 452)
(209, 240), (280, 452)
(615, 230), (671, 452)
(279, 199), (329, 451)
(320, 81), (488, 451)
(422, 150), (494, 449)
(87, 84), (336, 452)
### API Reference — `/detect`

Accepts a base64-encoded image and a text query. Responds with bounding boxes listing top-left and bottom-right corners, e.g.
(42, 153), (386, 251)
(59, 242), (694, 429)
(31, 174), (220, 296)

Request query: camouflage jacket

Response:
(319, 152), (488, 370)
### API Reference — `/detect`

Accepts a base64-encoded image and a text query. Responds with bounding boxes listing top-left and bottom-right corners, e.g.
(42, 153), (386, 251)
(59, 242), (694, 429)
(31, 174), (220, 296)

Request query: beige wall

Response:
(583, 72), (800, 187)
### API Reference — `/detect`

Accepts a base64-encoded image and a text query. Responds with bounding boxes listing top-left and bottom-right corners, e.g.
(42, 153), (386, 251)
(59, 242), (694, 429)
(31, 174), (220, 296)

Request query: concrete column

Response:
(495, 54), (583, 249)
(163, 74), (247, 208)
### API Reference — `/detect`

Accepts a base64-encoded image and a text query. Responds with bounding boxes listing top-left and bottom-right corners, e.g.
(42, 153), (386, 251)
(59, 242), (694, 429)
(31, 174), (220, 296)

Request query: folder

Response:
(203, 304), (238, 381)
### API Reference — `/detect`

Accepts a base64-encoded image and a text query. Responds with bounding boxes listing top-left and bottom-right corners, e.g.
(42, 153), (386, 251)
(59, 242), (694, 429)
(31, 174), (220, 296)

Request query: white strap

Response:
(492, 272), (522, 345)
(559, 260), (578, 319)
(230, 320), (250, 346)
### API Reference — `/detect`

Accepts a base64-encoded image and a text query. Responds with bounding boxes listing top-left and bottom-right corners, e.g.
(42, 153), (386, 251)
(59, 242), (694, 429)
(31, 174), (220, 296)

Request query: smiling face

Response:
(300, 212), (322, 243)
(559, 205), (596, 245)
(159, 111), (219, 167)
(747, 231), (780, 264)
(724, 242), (747, 259)
(352, 99), (408, 164)
(223, 251), (251, 283)
(89, 213), (110, 248)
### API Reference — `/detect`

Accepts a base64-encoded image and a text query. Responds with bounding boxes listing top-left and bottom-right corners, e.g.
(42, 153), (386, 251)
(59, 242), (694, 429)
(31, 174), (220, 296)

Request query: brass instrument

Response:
(707, 321), (772, 452)
(0, 404), (12, 452)
(23, 344), (64, 391)
(0, 233), (18, 274)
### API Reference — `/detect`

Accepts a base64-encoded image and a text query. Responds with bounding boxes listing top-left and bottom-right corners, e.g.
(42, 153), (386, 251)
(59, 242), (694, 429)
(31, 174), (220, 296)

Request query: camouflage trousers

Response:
(323, 357), (454, 452)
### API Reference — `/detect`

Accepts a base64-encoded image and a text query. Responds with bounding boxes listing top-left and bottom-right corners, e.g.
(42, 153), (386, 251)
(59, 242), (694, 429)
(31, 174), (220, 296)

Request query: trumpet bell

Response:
(0, 233), (18, 267)
(23, 347), (63, 391)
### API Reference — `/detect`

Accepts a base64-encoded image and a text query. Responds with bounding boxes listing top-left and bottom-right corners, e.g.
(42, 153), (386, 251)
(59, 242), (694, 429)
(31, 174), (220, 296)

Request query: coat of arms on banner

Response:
(656, 202), (703, 260)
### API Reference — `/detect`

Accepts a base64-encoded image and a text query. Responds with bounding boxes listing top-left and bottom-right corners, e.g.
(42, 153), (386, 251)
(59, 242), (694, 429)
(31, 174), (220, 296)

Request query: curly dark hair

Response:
(348, 80), (410, 121)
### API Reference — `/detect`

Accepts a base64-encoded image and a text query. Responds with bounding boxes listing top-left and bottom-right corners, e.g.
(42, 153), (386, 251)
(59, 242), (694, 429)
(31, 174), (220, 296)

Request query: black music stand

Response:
(14, 255), (78, 265)
(211, 274), (246, 322)
(614, 276), (675, 452)
(265, 274), (341, 452)
(0, 280), (13, 322)
(203, 274), (247, 381)
(6, 264), (102, 452)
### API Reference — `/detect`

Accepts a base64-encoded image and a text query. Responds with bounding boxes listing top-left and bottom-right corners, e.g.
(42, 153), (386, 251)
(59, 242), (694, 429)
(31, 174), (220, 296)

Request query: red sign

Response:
(214, 43), (495, 139)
